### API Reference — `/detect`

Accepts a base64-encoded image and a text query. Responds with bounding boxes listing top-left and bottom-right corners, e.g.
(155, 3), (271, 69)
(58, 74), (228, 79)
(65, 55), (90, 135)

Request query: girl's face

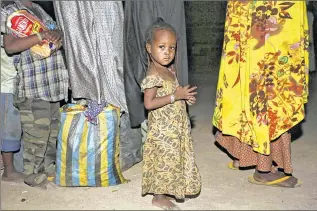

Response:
(146, 29), (177, 67)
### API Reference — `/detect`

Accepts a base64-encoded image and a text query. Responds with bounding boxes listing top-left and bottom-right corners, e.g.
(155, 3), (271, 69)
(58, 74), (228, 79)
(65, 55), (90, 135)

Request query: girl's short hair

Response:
(145, 17), (177, 44)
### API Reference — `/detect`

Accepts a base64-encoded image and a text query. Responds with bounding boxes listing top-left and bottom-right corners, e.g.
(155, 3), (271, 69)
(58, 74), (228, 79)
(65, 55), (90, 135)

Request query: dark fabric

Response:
(119, 112), (142, 172)
(124, 0), (188, 127)
(33, 1), (56, 21)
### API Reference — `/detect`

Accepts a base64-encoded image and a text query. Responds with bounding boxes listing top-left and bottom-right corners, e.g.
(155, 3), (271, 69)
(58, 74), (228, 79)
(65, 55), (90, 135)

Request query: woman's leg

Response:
(252, 133), (300, 187)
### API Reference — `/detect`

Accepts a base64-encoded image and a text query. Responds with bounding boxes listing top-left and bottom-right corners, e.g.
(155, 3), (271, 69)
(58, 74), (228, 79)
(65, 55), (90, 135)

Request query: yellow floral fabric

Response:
(213, 1), (309, 155)
(141, 75), (201, 199)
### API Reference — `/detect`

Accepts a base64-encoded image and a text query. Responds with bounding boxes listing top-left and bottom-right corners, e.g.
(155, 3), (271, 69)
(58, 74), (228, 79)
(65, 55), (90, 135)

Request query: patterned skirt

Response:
(215, 131), (293, 173)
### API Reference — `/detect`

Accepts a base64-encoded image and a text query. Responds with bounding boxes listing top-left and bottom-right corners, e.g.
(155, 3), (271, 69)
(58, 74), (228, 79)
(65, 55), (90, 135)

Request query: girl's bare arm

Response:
(144, 87), (173, 110)
(144, 85), (197, 110)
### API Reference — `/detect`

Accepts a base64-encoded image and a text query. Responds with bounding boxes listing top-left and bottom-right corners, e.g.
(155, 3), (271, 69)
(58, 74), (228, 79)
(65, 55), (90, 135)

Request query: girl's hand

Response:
(174, 85), (197, 101)
(186, 96), (196, 105)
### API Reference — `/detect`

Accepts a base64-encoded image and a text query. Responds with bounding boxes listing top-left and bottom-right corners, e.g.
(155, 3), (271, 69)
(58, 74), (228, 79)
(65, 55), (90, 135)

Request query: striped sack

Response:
(55, 104), (127, 187)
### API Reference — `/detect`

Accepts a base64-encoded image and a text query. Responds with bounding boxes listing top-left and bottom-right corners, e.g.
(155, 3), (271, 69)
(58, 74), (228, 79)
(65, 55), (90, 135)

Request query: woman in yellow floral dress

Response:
(141, 18), (201, 210)
(213, 1), (309, 187)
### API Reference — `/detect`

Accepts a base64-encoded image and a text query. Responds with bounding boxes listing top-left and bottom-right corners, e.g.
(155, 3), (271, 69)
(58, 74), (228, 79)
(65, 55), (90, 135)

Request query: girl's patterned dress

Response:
(141, 75), (201, 199)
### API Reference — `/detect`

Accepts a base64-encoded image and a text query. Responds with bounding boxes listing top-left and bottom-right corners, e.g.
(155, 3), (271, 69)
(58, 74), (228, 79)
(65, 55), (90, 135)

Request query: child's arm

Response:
(144, 87), (174, 110)
(4, 30), (62, 54)
(144, 85), (197, 110)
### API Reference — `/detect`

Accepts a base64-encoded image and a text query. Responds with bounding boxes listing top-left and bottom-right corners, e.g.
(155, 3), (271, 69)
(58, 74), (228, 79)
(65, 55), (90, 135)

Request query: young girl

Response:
(141, 18), (201, 210)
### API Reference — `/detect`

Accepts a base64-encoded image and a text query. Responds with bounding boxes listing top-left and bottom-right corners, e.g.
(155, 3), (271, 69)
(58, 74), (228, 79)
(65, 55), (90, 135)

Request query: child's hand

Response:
(186, 96), (196, 105)
(40, 30), (63, 42)
(174, 85), (197, 101)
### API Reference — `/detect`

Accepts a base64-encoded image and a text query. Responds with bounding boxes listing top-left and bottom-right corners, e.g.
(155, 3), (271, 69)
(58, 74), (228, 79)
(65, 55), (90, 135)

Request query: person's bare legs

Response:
(1, 152), (25, 182)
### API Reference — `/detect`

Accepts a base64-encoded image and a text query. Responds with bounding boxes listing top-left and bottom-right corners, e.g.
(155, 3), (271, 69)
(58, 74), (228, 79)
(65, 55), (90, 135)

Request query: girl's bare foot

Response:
(152, 195), (181, 210)
(165, 196), (189, 202)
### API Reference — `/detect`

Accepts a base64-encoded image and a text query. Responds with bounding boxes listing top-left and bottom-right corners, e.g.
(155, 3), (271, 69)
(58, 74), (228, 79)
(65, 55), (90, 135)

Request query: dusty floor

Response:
(1, 71), (317, 210)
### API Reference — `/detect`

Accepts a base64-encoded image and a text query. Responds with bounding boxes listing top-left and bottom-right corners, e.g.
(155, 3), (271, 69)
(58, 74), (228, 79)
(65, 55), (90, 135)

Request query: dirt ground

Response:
(1, 71), (317, 210)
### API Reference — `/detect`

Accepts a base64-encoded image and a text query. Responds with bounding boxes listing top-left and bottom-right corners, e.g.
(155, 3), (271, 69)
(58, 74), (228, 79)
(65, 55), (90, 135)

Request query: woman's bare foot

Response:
(233, 160), (239, 168)
(152, 195), (181, 210)
(2, 171), (25, 183)
(270, 166), (279, 173)
(253, 170), (299, 188)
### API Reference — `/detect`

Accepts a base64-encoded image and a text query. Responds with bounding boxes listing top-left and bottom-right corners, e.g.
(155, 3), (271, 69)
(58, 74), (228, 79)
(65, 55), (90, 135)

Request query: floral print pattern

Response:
(213, 1), (309, 155)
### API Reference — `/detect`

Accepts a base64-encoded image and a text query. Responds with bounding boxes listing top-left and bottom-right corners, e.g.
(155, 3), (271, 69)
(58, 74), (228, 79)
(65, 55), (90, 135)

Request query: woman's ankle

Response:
(233, 160), (240, 168)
